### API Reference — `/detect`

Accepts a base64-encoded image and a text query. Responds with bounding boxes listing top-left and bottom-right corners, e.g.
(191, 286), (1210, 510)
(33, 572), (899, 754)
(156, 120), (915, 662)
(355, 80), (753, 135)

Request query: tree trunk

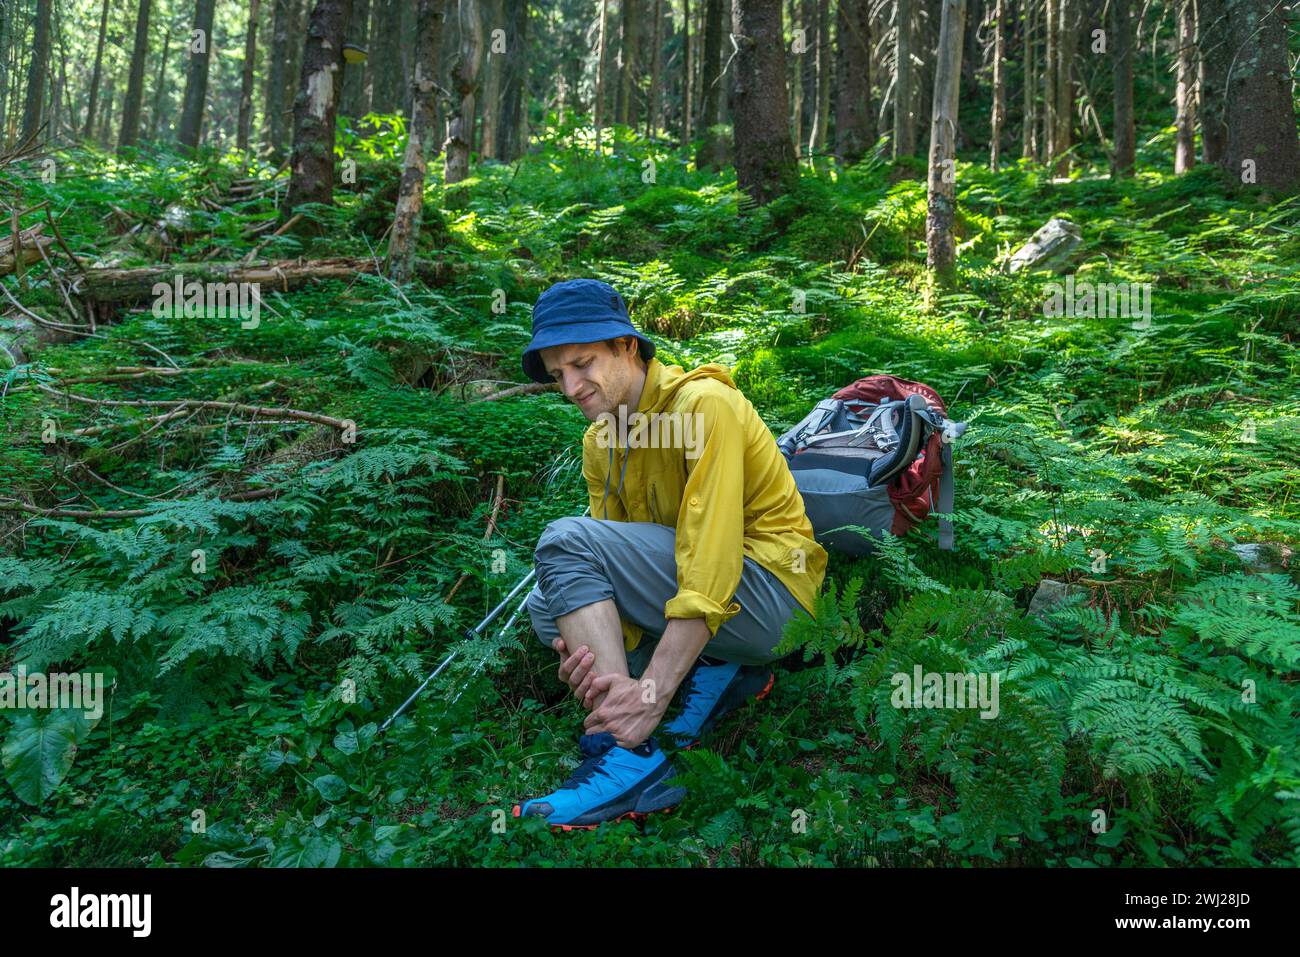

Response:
(478, 0), (502, 159)
(238, 0), (262, 152)
(595, 0), (609, 149)
(1023, 0), (1037, 159)
(682, 0), (693, 145)
(83, 0), (111, 139)
(732, 0), (797, 204)
(266, 0), (296, 156)
(834, 0), (871, 164)
(1222, 0), (1300, 190)
(340, 0), (371, 116)
(699, 0), (723, 129)
(989, 0), (1005, 170)
(147, 23), (174, 140)
(1051, 0), (1072, 175)
(388, 0), (446, 283)
(496, 0), (527, 161)
(177, 0), (217, 150)
(369, 0), (405, 113)
(118, 0), (152, 150)
(808, 0), (831, 166)
(443, 0), (484, 184)
(20, 0), (53, 141)
(926, 0), (965, 274)
(1111, 0), (1135, 175)
(647, 0), (662, 139)
(617, 0), (641, 128)
(1174, 0), (1195, 174)
(1197, 0), (1228, 166)
(284, 0), (354, 219)
(893, 0), (914, 157)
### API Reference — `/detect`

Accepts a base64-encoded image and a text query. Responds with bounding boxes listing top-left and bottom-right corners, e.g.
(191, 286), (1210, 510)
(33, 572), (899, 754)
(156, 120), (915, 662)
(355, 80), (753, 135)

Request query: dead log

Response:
(72, 256), (463, 304)
(0, 224), (55, 276)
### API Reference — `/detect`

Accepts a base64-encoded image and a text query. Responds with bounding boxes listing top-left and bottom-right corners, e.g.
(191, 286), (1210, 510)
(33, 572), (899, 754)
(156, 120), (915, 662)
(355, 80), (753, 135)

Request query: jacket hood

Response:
(635, 357), (736, 414)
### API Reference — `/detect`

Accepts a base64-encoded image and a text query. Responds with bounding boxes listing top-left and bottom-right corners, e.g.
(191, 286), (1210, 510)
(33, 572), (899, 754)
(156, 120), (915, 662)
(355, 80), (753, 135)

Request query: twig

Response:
(443, 473), (506, 602)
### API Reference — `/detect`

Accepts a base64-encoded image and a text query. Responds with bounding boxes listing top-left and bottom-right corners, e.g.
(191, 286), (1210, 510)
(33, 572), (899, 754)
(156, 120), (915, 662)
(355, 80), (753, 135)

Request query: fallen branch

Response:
(443, 473), (506, 602)
(472, 381), (560, 402)
(37, 384), (354, 432)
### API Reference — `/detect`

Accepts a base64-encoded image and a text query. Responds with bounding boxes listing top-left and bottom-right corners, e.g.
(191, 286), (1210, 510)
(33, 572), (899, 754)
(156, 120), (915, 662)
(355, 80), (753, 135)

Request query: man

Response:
(513, 278), (828, 829)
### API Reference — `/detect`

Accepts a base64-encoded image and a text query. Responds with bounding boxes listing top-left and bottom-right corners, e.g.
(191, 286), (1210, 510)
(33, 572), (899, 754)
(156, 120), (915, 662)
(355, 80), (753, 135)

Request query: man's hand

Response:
(554, 638), (607, 711)
(582, 673), (668, 749)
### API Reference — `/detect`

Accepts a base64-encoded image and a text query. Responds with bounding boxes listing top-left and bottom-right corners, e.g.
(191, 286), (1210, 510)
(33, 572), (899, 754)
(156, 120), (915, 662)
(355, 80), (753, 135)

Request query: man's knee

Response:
(534, 515), (600, 564)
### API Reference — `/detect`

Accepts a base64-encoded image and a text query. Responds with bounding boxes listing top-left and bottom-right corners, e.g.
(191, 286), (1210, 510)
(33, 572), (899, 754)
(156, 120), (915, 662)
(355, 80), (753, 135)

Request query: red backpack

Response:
(777, 376), (967, 555)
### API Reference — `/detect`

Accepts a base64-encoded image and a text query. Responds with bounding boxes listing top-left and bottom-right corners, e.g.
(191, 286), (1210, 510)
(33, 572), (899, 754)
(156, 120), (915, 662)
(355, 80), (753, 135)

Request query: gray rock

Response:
(1230, 543), (1293, 575)
(1027, 578), (1089, 619)
(1007, 218), (1083, 274)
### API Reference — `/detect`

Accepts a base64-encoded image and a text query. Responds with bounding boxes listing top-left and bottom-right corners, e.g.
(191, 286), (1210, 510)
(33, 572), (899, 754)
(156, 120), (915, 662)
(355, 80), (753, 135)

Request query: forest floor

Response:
(1, 122), (1297, 866)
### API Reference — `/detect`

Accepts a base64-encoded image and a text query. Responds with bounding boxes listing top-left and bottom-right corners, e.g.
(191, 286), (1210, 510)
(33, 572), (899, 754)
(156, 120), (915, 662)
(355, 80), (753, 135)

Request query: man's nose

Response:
(560, 371), (584, 397)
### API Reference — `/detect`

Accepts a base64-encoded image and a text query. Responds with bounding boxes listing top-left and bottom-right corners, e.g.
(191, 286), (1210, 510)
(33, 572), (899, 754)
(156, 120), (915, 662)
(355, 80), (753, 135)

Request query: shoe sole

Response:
(510, 801), (683, 832)
(678, 670), (775, 751)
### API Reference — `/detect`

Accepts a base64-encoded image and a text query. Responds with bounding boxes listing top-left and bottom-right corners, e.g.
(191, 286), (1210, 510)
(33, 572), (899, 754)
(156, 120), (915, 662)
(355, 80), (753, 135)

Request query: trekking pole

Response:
(377, 505), (591, 734)
(379, 567), (536, 734)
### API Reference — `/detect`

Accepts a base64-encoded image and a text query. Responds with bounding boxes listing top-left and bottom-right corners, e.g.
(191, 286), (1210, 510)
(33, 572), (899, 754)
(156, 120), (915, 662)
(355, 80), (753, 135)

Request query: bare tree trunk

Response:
(988, 0), (1005, 169)
(808, 0), (830, 167)
(370, 0), (405, 112)
(340, 0), (371, 116)
(147, 24), (174, 140)
(647, 0), (662, 139)
(238, 0), (262, 152)
(683, 0), (693, 145)
(389, 0), (447, 283)
(834, 0), (871, 163)
(1196, 0), (1228, 166)
(893, 0), (914, 157)
(790, 0), (802, 156)
(1043, 0), (1056, 161)
(595, 0), (609, 149)
(118, 0), (152, 150)
(926, 0), (965, 274)
(20, 0), (53, 141)
(177, 0), (217, 150)
(443, 0), (484, 184)
(617, 0), (641, 128)
(83, 0), (111, 138)
(266, 0), (295, 155)
(1222, 0), (1300, 190)
(1051, 0), (1072, 175)
(284, 0), (354, 219)
(478, 0), (502, 159)
(1023, 0), (1036, 159)
(732, 0), (797, 204)
(496, 0), (527, 160)
(1111, 0), (1135, 175)
(1174, 0), (1195, 173)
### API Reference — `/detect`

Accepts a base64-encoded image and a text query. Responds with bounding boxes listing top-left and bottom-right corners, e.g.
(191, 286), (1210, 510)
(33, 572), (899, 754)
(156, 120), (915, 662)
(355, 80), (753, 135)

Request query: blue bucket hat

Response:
(521, 278), (656, 384)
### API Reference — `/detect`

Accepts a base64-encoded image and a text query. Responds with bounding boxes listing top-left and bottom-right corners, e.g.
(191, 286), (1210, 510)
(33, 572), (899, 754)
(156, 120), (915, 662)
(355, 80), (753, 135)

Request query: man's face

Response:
(539, 338), (640, 421)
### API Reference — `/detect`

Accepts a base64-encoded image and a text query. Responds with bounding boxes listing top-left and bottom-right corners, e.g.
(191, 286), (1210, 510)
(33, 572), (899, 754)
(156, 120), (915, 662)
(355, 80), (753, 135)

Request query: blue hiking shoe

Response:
(662, 659), (776, 749)
(512, 732), (687, 830)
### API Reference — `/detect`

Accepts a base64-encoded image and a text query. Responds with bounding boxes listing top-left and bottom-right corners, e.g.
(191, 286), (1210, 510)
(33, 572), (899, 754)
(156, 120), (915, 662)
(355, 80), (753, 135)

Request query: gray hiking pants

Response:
(525, 516), (807, 677)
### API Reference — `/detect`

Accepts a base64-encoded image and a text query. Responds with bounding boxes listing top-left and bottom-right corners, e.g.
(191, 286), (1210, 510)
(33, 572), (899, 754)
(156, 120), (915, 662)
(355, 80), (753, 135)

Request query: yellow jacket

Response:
(582, 357), (828, 651)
